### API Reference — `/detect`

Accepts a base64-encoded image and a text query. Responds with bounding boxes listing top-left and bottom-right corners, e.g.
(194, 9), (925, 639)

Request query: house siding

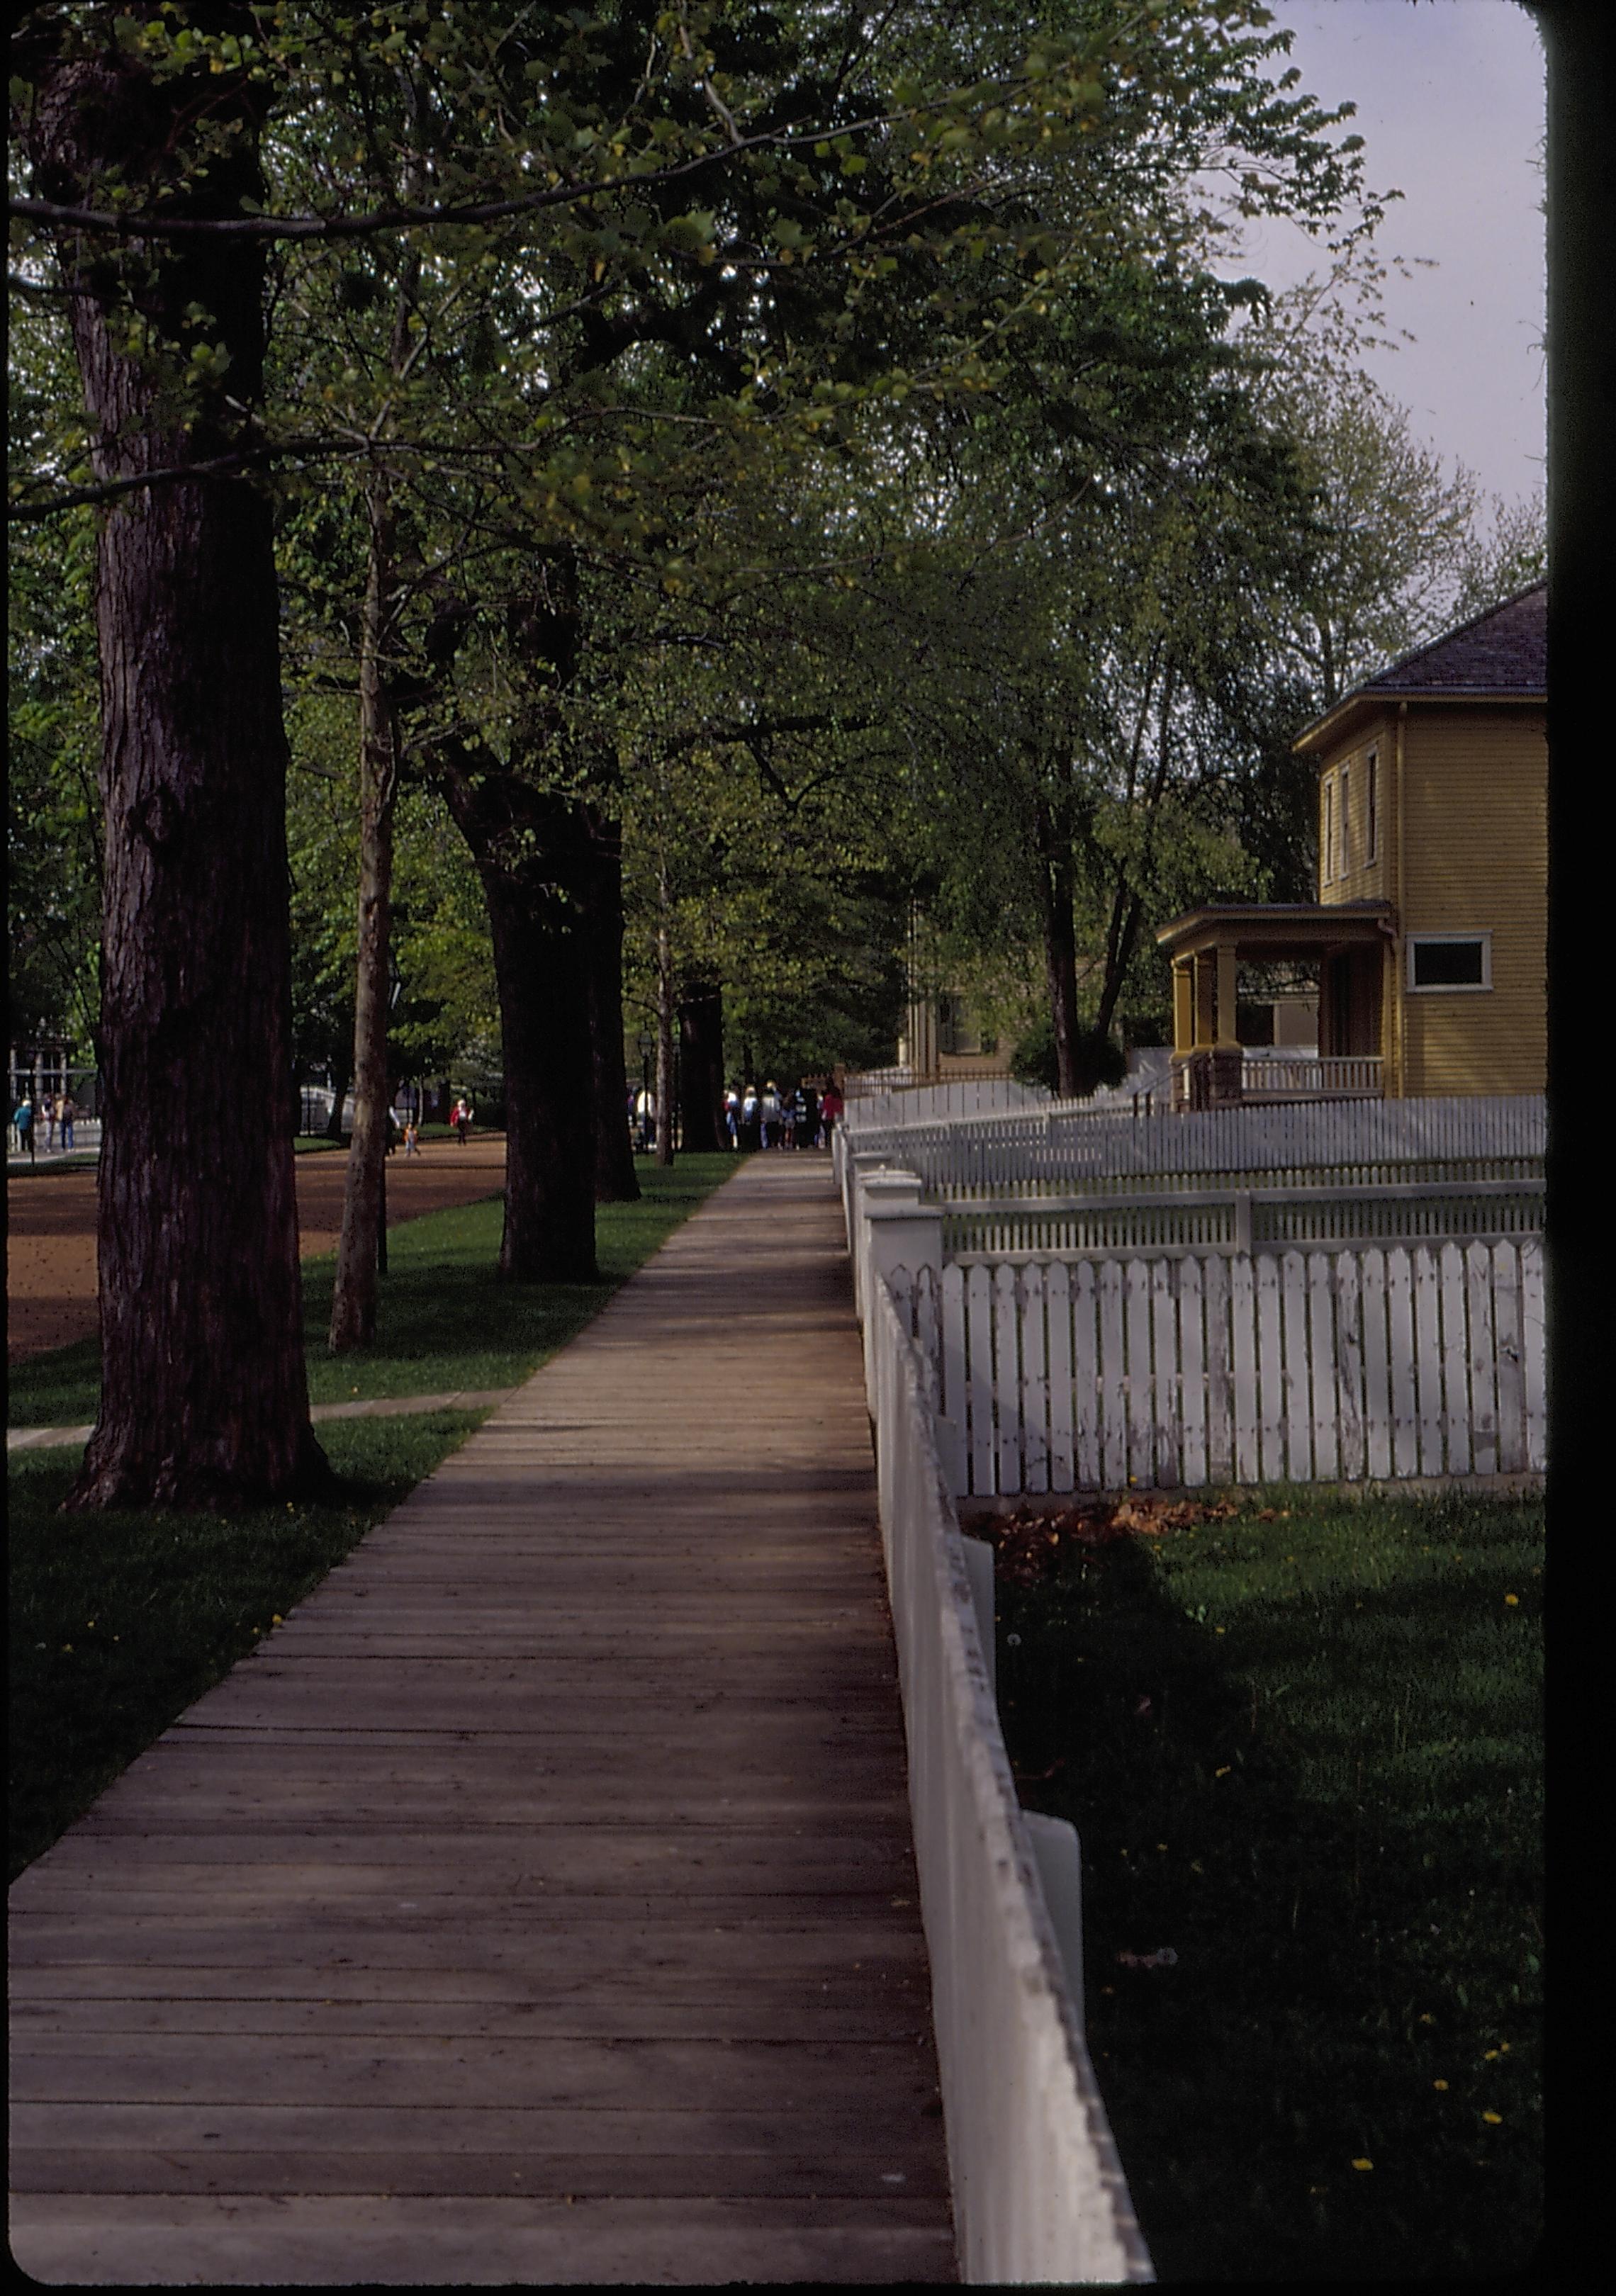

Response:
(1314, 705), (1544, 1098)
(1398, 709), (1545, 1096)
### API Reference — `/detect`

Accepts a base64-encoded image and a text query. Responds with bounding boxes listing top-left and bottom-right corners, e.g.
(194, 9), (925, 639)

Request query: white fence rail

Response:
(867, 1274), (1153, 2283)
(849, 1093), (1547, 1197)
(843, 1075), (1052, 1130)
(942, 1177), (1544, 1260)
(890, 1242), (1547, 1499)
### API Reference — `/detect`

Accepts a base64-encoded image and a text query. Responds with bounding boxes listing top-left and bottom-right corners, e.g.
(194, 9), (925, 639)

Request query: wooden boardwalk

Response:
(9, 1157), (955, 2285)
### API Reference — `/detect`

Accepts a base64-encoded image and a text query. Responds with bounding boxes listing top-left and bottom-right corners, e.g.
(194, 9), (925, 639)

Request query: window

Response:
(1322, 777), (1334, 885)
(1366, 748), (1379, 863)
(1407, 933), (1492, 991)
(1339, 765), (1351, 878)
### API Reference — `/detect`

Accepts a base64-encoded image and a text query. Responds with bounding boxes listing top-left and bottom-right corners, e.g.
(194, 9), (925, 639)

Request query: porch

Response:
(1156, 901), (1396, 1110)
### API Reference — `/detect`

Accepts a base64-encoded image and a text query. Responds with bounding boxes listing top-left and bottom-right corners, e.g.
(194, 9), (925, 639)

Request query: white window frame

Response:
(1366, 747), (1379, 863)
(1322, 775), (1334, 886)
(1405, 930), (1493, 994)
(1339, 763), (1351, 878)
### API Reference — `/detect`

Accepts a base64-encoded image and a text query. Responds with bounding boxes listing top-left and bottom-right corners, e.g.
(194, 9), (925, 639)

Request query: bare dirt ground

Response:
(6, 1136), (507, 1363)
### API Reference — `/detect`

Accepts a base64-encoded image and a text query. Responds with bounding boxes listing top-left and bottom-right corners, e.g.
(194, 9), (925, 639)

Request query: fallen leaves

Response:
(971, 1494), (1243, 1585)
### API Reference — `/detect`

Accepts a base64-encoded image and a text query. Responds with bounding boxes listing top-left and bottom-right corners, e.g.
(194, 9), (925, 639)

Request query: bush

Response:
(1011, 1014), (1126, 1096)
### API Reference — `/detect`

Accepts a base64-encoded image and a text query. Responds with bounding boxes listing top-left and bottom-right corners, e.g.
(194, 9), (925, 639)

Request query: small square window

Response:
(1408, 934), (1491, 991)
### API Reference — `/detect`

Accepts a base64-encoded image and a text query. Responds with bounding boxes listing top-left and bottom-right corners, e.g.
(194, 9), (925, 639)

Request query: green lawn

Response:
(9, 1151), (738, 1426)
(8, 1154), (737, 1877)
(986, 1484), (1543, 2282)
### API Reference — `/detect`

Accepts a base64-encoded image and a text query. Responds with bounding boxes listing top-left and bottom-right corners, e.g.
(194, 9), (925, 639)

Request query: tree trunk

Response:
(678, 982), (725, 1152)
(28, 32), (327, 1508)
(1034, 794), (1082, 1100)
(655, 893), (676, 1169)
(584, 808), (639, 1203)
(437, 757), (597, 1281)
(330, 485), (400, 1351)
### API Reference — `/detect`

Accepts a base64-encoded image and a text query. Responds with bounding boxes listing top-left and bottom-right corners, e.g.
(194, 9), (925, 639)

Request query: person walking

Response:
(455, 1098), (471, 1144)
(819, 1076), (844, 1146)
(58, 1091), (76, 1152)
(43, 1092), (57, 1152)
(760, 1080), (781, 1149)
(800, 1081), (820, 1149)
(740, 1084), (760, 1152)
(13, 1093), (35, 1162)
(403, 1115), (419, 1157)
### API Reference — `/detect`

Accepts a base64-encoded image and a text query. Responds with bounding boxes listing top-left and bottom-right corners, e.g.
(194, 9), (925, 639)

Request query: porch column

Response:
(1211, 939), (1242, 1103)
(1193, 952), (1216, 1049)
(1172, 960), (1194, 1056)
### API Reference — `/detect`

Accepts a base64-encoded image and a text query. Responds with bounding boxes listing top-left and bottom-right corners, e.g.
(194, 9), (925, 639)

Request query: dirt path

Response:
(6, 1138), (507, 1363)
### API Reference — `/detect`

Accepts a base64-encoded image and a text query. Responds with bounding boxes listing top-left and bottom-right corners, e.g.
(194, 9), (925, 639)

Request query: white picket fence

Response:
(889, 1241), (1546, 1499)
(865, 1270), (1154, 2281)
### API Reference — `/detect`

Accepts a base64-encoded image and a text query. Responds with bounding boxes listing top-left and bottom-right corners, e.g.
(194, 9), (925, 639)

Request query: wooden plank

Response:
(1045, 1262), (1074, 1494)
(1203, 1255), (1233, 1485)
(1123, 1258), (1153, 1486)
(992, 1261), (1021, 1495)
(1386, 1247), (1419, 1477)
(966, 1261), (994, 1498)
(1178, 1257), (1206, 1489)
(1437, 1242), (1471, 1475)
(1333, 1253), (1364, 1481)
(1150, 1260), (1179, 1490)
(1019, 1264), (1050, 1495)
(1072, 1261), (1101, 1491)
(938, 1264), (967, 1498)
(1466, 1239), (1499, 1476)
(1307, 1252), (1337, 1482)
(1096, 1258), (1126, 1492)
(1255, 1254), (1284, 1484)
(1230, 1254), (1259, 1485)
(1521, 1239), (1547, 1471)
(1360, 1250), (1393, 1480)
(1280, 1250), (1311, 1482)
(1493, 1241), (1526, 1473)
(1413, 1247), (1444, 1475)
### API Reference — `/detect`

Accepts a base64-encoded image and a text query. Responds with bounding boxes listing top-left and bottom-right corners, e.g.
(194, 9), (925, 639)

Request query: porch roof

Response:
(1155, 901), (1396, 963)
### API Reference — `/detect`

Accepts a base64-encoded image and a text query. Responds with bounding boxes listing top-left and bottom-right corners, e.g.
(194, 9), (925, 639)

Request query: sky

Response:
(1228, 0), (1547, 508)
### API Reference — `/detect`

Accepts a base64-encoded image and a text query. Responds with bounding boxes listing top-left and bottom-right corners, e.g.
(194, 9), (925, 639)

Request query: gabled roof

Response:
(1295, 582), (1547, 752)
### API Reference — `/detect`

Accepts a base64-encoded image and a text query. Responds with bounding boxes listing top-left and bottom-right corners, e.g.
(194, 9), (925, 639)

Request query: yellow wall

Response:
(1316, 706), (1545, 1096)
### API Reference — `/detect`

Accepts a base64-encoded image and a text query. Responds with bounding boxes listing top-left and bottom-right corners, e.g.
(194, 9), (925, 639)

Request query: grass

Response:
(986, 1484), (1543, 2282)
(8, 1150), (738, 1426)
(8, 1153), (738, 1877)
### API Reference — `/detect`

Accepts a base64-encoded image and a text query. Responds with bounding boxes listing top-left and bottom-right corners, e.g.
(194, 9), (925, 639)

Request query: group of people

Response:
(10, 1088), (79, 1159)
(724, 1077), (843, 1152)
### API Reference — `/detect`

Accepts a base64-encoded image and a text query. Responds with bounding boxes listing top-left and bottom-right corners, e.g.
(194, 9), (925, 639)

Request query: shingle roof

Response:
(1359, 580), (1546, 696)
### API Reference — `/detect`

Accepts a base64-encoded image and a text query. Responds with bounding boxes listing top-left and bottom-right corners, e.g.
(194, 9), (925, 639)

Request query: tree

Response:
(16, 10), (330, 1507)
(8, 0), (1380, 1495)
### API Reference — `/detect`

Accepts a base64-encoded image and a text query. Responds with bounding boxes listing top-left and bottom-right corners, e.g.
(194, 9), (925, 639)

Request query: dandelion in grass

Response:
(1483, 2111), (1503, 2125)
(1434, 2079), (1449, 2090)
(1352, 2158), (1373, 2172)
(1505, 1594), (1520, 1606)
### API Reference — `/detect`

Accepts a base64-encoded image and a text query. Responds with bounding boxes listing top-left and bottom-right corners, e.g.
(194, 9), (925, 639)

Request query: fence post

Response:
(860, 1168), (945, 1414)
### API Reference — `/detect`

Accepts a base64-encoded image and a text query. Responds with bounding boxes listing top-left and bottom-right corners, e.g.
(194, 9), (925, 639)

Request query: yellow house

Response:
(1156, 583), (1546, 1105)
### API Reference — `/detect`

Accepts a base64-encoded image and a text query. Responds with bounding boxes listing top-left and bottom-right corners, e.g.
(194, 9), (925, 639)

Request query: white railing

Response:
(889, 1241), (1547, 1499)
(867, 1273), (1154, 2283)
(1241, 1053), (1382, 1099)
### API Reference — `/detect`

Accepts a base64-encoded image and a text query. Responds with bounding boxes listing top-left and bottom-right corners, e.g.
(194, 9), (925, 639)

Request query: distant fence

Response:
(846, 1093), (1546, 1198)
(890, 1241), (1547, 1499)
